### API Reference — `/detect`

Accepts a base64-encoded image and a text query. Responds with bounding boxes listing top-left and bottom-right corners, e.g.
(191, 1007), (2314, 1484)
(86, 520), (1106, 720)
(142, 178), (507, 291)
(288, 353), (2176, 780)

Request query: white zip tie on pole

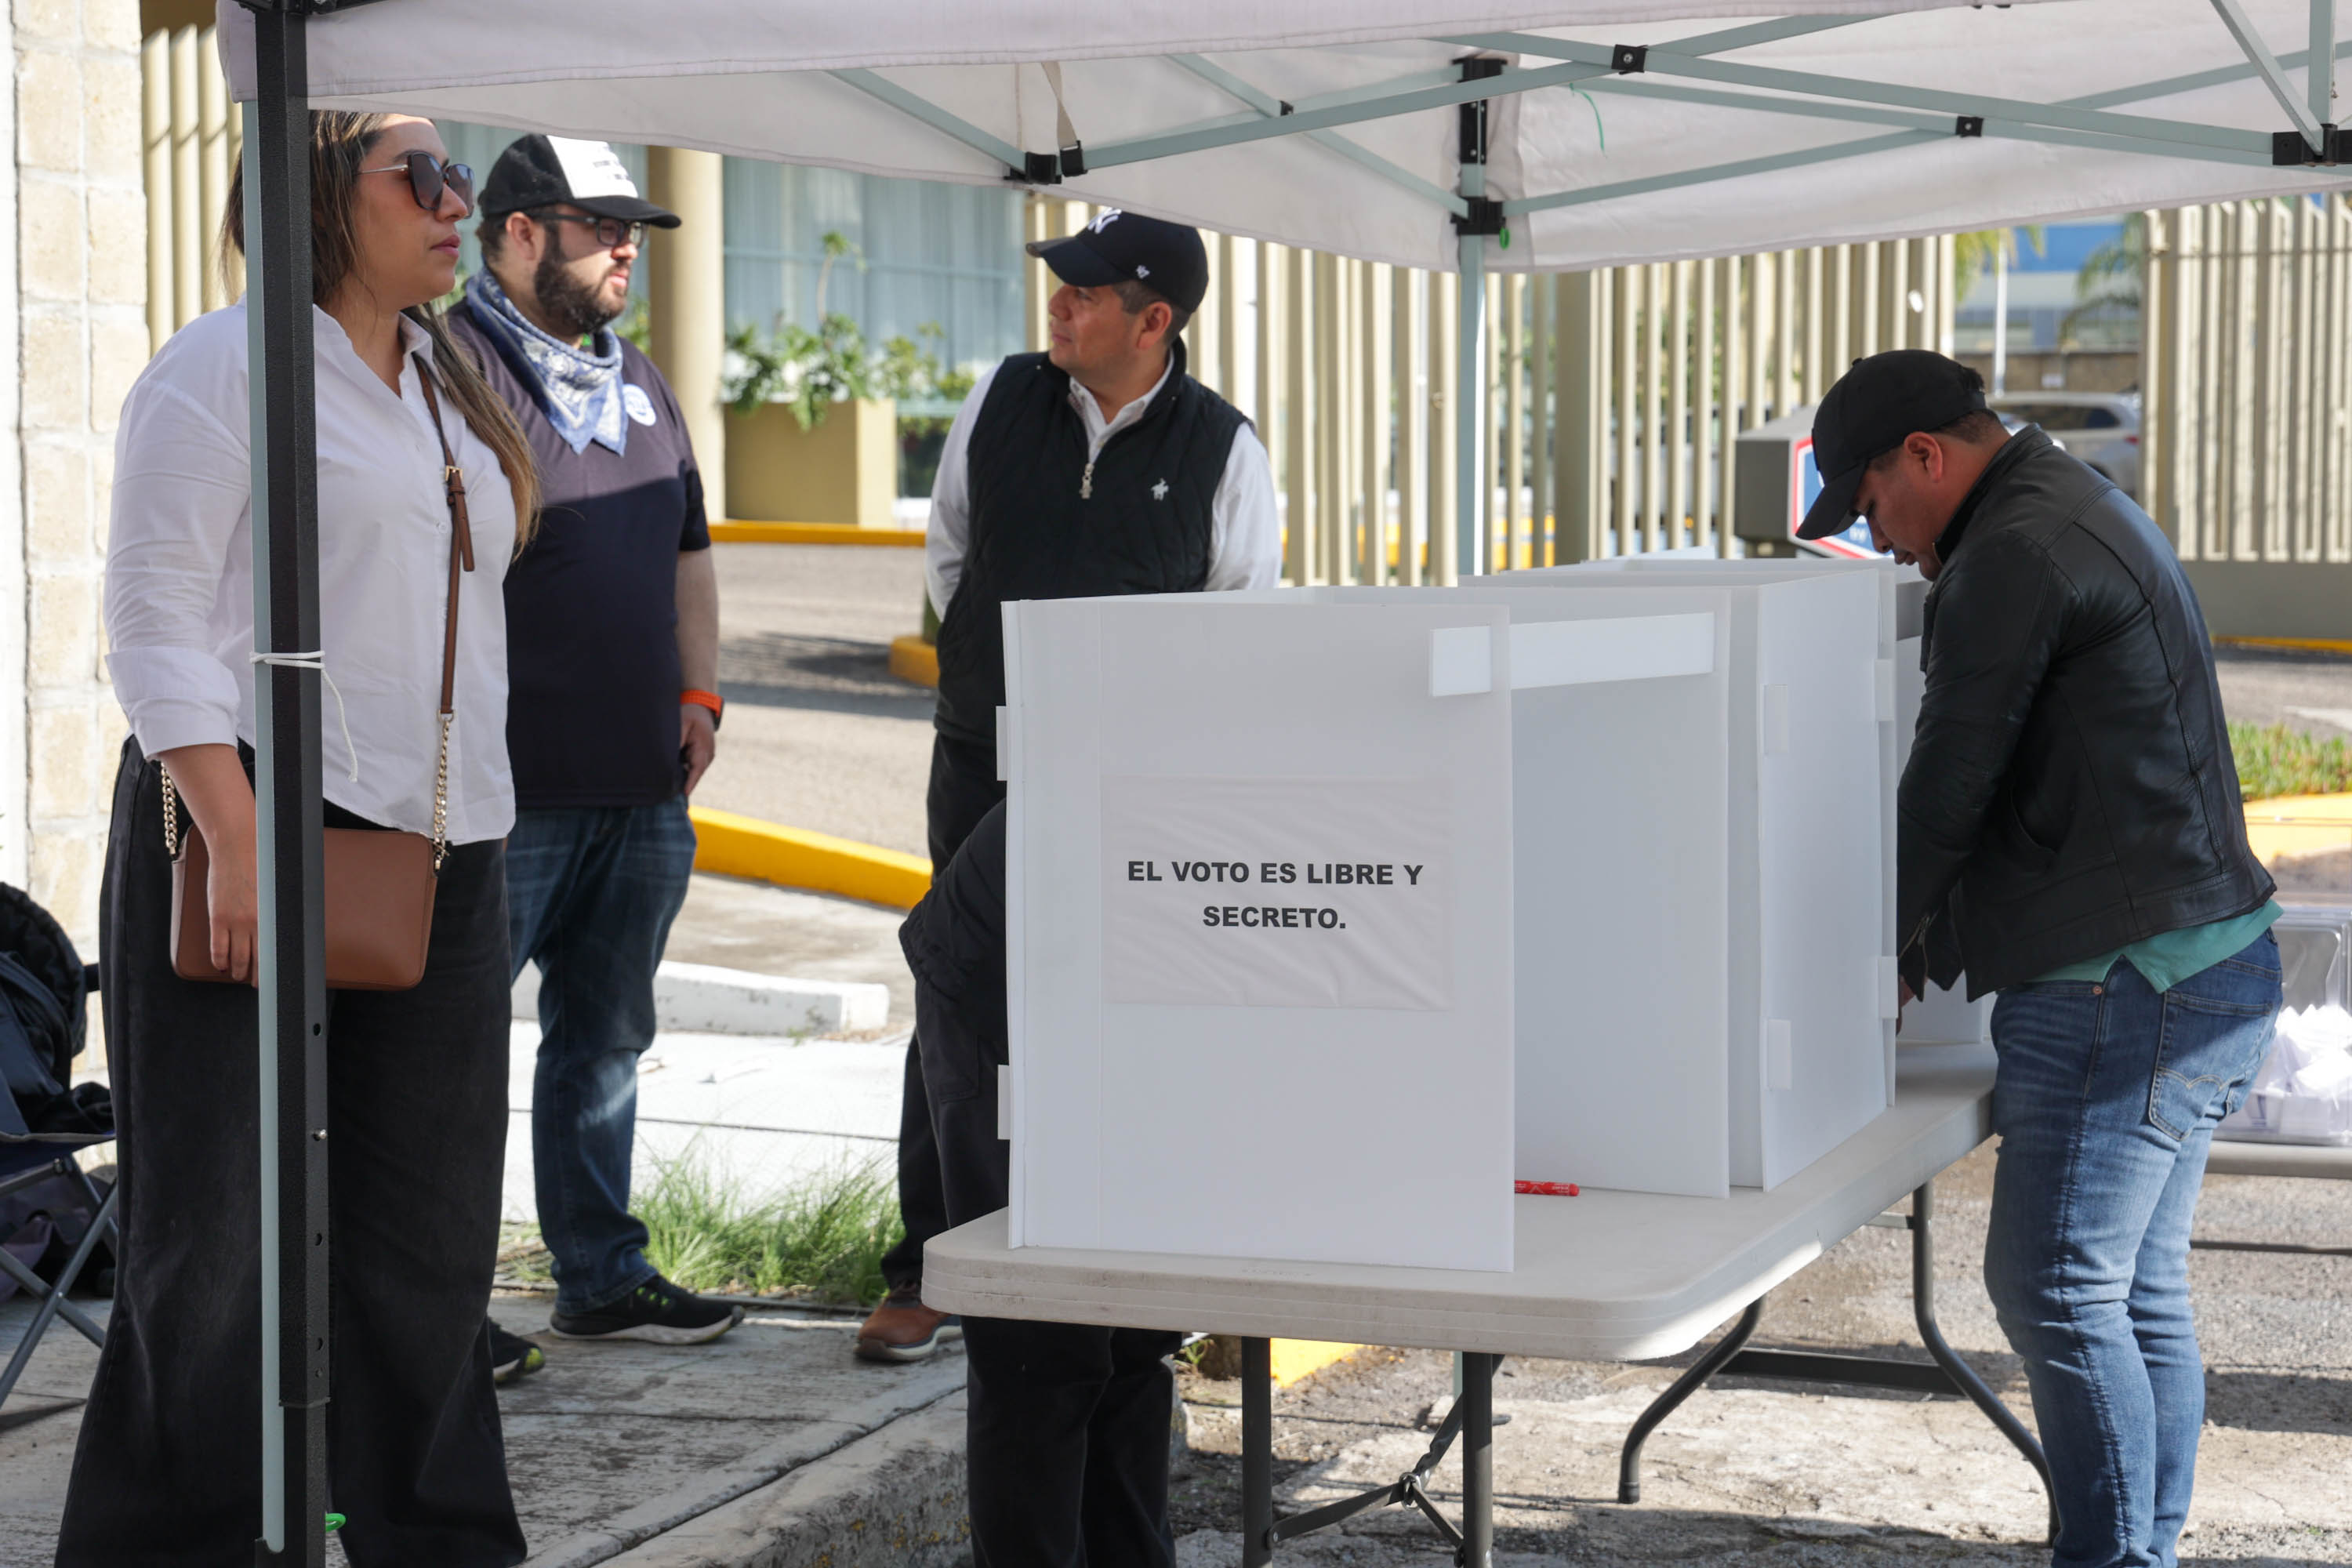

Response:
(252, 649), (361, 782)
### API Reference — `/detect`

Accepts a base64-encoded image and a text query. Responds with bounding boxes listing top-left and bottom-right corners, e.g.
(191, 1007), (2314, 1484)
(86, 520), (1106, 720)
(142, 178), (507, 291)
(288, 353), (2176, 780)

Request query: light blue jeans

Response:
(1984, 932), (2280, 1568)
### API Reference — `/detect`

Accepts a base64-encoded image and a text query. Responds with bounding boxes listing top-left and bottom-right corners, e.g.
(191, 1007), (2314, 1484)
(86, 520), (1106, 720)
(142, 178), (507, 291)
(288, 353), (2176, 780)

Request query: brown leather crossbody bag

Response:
(165, 355), (477, 992)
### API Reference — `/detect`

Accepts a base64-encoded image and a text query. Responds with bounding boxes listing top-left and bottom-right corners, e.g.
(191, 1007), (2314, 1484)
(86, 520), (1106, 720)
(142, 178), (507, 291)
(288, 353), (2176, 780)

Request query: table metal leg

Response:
(1460, 1351), (1497, 1567)
(1907, 1181), (2058, 1545)
(1616, 1298), (1764, 1504)
(1243, 1336), (1273, 1566)
(1615, 1181), (2056, 1546)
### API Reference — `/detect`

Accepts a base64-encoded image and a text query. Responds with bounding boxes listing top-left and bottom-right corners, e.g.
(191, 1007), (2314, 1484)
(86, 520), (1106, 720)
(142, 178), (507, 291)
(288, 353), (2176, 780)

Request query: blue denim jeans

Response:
(1984, 932), (2280, 1568)
(508, 798), (698, 1314)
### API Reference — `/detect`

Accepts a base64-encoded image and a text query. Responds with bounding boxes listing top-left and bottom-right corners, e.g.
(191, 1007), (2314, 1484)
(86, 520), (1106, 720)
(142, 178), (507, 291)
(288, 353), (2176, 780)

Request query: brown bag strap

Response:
(413, 353), (474, 869)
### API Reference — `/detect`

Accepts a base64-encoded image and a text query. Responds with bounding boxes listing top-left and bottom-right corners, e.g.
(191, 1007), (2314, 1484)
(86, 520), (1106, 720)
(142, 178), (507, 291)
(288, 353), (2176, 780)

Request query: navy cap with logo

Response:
(1025, 209), (1209, 314)
(1797, 349), (1989, 539)
(479, 134), (680, 229)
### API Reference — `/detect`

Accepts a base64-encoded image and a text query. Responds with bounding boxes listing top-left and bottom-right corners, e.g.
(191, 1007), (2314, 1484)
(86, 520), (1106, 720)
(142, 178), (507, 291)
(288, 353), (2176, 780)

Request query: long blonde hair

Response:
(221, 111), (540, 543)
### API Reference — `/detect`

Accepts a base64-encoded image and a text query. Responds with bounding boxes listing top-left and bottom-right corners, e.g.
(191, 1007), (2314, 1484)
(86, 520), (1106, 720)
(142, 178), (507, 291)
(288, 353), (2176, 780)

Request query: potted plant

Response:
(724, 233), (973, 528)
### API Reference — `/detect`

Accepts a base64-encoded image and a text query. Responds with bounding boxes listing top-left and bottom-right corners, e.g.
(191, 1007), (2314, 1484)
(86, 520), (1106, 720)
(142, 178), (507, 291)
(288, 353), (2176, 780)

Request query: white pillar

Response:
(648, 147), (728, 523)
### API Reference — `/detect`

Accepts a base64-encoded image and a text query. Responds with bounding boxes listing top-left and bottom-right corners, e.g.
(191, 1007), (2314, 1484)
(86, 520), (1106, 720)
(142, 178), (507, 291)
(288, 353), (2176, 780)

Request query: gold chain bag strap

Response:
(164, 352), (475, 991)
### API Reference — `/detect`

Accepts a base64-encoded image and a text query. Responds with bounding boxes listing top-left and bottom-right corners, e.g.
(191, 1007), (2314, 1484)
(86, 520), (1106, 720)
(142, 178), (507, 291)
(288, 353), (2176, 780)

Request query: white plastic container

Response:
(2220, 902), (2352, 1145)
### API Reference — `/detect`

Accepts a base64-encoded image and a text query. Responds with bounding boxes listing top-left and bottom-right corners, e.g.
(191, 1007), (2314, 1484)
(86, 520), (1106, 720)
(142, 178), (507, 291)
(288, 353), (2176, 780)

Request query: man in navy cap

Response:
(1803, 350), (2278, 1568)
(452, 136), (740, 1375)
(853, 211), (1279, 1363)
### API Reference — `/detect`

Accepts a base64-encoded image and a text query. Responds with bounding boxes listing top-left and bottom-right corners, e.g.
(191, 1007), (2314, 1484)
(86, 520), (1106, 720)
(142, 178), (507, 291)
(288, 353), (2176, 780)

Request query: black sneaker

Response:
(548, 1274), (744, 1345)
(488, 1320), (546, 1385)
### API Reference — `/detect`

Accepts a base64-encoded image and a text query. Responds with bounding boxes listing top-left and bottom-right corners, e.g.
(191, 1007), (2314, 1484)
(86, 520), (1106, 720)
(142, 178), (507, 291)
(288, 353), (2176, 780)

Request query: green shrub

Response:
(2230, 720), (2352, 803)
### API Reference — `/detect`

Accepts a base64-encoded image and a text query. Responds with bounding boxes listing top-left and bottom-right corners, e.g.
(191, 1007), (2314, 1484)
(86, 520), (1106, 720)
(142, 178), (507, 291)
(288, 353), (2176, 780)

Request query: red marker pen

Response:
(1514, 1180), (1580, 1196)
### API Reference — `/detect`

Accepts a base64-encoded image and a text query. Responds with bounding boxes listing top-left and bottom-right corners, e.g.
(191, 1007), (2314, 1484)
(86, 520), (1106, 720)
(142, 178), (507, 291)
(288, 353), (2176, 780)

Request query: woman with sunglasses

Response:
(60, 114), (539, 1566)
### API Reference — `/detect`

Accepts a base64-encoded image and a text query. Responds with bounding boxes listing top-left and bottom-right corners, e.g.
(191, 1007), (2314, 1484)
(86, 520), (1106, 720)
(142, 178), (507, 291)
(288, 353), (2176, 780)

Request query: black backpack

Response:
(0, 883), (97, 1136)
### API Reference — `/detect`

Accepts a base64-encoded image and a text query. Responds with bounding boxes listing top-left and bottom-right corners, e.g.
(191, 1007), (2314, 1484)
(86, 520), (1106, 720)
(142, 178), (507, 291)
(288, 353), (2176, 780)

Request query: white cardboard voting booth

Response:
(1484, 562), (1898, 1191)
(1003, 592), (1725, 1269)
(1004, 568), (1910, 1271)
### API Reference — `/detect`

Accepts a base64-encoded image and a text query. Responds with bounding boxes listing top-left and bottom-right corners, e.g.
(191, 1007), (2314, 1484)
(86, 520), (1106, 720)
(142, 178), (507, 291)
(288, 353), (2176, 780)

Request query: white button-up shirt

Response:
(924, 355), (1281, 616)
(105, 303), (521, 844)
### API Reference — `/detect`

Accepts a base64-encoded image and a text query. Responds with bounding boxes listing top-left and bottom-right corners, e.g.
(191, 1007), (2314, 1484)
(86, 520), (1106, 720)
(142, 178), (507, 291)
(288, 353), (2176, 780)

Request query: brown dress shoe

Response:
(855, 1285), (964, 1363)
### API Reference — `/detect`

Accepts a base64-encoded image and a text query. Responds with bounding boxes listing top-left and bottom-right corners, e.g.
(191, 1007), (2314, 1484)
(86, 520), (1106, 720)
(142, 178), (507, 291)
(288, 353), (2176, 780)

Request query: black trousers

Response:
(913, 824), (1183, 1568)
(56, 742), (524, 1568)
(878, 731), (1004, 1292)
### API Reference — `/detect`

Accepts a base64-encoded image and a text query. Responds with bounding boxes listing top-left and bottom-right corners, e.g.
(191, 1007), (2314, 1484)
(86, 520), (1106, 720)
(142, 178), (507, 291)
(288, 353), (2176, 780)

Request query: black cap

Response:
(478, 134), (680, 228)
(1797, 350), (1988, 539)
(1025, 209), (1208, 314)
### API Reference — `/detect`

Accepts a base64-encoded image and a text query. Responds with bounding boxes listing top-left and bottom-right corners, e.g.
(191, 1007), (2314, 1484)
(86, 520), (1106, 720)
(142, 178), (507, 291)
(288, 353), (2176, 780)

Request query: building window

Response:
(722, 161), (1023, 382)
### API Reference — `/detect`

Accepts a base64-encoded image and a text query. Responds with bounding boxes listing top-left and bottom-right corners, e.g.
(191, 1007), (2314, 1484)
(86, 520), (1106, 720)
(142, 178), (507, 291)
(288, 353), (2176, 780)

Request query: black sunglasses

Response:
(536, 212), (650, 251)
(361, 151), (475, 216)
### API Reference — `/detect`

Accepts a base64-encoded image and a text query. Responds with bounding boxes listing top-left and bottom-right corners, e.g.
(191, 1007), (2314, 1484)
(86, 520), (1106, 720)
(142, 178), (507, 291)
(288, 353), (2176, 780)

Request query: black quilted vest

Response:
(933, 340), (1248, 745)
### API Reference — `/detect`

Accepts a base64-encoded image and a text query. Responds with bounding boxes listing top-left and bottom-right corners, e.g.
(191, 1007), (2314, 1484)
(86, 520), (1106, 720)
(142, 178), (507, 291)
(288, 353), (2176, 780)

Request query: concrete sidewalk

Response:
(0, 1293), (969, 1568)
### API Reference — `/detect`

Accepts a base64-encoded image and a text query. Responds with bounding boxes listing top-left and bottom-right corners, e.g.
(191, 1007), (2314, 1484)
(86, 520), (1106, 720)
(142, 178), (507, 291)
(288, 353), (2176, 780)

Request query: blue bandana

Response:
(463, 270), (627, 456)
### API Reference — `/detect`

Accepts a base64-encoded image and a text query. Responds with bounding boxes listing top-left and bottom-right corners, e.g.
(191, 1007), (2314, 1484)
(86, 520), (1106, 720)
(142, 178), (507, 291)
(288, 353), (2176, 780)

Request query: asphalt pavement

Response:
(699, 542), (932, 858)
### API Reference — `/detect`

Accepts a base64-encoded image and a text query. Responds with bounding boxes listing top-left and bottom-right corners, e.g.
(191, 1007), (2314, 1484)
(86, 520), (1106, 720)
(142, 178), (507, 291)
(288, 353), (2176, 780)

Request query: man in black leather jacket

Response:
(1799, 351), (2281, 1568)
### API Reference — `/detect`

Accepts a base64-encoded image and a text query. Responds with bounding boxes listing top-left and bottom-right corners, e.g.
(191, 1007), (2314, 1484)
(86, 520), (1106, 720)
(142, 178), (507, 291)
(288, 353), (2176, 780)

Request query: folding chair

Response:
(0, 1124), (117, 1410)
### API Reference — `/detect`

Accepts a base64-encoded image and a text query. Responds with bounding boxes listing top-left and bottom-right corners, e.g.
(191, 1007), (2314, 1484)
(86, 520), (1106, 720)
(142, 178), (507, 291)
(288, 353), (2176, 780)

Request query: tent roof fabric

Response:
(221, 1), (2351, 271)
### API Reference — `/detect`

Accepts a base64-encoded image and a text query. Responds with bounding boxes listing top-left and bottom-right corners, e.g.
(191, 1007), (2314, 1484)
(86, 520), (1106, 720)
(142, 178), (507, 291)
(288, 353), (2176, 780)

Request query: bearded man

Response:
(452, 136), (738, 1374)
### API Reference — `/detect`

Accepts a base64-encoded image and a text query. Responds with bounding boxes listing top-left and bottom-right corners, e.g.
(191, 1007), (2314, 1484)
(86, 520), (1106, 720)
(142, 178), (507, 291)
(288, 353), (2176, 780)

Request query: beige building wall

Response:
(17, 0), (146, 945)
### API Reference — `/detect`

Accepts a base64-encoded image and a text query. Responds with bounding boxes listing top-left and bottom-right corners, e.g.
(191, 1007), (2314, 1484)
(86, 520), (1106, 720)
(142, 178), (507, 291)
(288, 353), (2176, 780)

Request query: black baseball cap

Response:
(1797, 350), (1989, 539)
(478, 134), (680, 228)
(1025, 209), (1209, 314)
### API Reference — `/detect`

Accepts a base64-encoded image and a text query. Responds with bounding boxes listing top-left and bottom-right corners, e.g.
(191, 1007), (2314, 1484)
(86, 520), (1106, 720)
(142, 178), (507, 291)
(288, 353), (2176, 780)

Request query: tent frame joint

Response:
(1955, 115), (1984, 138)
(1454, 195), (1506, 237)
(2274, 122), (2350, 162)
(1611, 44), (1649, 75)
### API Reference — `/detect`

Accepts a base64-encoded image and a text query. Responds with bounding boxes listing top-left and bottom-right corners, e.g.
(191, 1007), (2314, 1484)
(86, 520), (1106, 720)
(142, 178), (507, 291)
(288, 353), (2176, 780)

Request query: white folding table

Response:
(2198, 1139), (2352, 1258)
(926, 1044), (2053, 1563)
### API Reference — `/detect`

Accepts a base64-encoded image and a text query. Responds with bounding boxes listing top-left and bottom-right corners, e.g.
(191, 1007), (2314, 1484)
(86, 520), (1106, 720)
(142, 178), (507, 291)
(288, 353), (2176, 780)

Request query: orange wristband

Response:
(681, 688), (724, 729)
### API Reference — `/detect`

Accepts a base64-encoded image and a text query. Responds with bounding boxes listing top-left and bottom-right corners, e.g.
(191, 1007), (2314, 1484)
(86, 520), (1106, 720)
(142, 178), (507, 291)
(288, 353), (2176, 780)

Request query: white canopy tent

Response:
(213, 3), (2348, 1561)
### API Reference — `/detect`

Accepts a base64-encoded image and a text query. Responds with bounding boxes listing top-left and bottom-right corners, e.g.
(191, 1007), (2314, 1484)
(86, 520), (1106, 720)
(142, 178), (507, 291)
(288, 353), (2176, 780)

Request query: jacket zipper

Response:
(1080, 459), (1094, 499)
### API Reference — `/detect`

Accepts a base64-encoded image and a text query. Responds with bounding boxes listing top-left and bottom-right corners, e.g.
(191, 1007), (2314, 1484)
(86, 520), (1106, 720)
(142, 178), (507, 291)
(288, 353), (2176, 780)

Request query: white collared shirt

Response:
(105, 303), (521, 844)
(924, 355), (1281, 615)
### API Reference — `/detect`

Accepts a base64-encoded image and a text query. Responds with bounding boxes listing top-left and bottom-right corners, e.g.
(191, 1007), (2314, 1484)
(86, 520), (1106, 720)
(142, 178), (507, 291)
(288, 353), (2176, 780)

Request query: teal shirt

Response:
(2032, 901), (2282, 992)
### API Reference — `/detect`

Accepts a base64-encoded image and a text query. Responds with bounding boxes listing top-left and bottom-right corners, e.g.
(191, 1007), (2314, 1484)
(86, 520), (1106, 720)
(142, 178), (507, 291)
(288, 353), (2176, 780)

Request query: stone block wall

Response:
(17, 0), (144, 945)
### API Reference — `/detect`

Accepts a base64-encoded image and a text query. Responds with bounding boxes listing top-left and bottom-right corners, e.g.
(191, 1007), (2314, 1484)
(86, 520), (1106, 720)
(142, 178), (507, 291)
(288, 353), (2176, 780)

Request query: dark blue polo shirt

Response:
(451, 303), (711, 810)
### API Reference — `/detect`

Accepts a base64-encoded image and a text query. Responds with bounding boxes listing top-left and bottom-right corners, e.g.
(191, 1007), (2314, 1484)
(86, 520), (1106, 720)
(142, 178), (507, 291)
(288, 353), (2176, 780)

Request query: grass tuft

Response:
(2230, 721), (2352, 803)
(634, 1149), (905, 1308)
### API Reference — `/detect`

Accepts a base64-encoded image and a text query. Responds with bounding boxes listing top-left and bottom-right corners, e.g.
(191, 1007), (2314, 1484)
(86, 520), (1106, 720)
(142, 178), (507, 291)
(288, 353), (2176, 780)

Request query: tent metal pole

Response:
(1454, 68), (1493, 584)
(1459, 31), (2274, 158)
(2317, 0), (2341, 128)
(239, 4), (329, 1565)
(1457, 230), (1484, 582)
(829, 68), (1026, 172)
(1168, 54), (1469, 216)
(2210, 0), (2329, 150)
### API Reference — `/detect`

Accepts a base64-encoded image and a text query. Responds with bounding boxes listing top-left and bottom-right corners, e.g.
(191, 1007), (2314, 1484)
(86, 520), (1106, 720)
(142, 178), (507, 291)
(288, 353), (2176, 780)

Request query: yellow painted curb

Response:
(689, 807), (932, 909)
(712, 520), (927, 547)
(2216, 635), (2352, 657)
(889, 635), (938, 689)
(2245, 792), (2352, 865)
(1270, 1340), (1360, 1387)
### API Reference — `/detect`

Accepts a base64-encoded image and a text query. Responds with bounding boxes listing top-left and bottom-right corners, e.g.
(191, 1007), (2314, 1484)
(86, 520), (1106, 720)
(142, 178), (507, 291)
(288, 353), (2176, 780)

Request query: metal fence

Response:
(143, 25), (243, 357)
(1027, 196), (1957, 584)
(2144, 195), (2352, 566)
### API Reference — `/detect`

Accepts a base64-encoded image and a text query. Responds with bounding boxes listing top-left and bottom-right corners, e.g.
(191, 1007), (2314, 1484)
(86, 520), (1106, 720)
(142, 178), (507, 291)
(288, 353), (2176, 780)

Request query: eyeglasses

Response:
(360, 151), (474, 216)
(535, 212), (650, 251)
